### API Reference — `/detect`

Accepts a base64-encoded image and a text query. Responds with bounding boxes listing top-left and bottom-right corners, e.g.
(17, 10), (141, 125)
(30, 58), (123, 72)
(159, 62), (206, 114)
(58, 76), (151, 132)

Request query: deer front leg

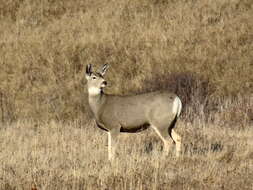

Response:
(108, 132), (113, 160)
(108, 126), (120, 161)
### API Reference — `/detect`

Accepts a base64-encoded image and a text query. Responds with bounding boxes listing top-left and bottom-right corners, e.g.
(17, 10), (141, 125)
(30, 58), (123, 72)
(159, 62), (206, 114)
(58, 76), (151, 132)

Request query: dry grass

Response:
(0, 0), (253, 189)
(0, 120), (252, 190)
(0, 0), (252, 122)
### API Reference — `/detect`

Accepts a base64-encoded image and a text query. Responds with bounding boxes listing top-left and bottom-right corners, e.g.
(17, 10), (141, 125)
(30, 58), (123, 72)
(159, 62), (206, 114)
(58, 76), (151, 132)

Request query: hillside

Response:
(0, 0), (252, 123)
(0, 1), (252, 189)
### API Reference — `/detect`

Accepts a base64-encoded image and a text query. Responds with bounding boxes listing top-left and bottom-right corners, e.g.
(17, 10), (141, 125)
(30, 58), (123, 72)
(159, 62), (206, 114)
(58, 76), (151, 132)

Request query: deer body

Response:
(85, 64), (182, 160)
(90, 92), (180, 131)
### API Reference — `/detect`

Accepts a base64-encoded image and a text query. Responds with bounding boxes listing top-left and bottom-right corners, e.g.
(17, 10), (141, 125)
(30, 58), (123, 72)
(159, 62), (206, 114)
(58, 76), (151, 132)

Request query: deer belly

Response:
(120, 122), (150, 133)
(118, 115), (149, 132)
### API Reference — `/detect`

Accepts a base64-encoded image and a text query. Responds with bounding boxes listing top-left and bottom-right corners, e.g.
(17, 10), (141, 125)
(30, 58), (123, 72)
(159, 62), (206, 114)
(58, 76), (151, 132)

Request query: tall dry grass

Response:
(0, 0), (253, 189)
(0, 121), (252, 190)
(0, 0), (252, 123)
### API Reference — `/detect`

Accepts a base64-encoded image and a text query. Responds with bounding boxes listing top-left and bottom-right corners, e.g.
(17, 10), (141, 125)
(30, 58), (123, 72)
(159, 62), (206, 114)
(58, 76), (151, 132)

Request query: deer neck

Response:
(88, 89), (106, 119)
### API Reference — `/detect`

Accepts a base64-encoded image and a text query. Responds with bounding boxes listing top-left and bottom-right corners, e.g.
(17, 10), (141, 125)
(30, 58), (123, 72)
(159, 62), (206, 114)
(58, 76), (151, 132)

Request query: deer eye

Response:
(92, 76), (97, 80)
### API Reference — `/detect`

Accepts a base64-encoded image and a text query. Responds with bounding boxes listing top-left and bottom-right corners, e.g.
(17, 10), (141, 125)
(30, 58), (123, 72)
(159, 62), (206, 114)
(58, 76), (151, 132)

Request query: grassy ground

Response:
(0, 0), (252, 122)
(0, 120), (252, 190)
(0, 0), (252, 189)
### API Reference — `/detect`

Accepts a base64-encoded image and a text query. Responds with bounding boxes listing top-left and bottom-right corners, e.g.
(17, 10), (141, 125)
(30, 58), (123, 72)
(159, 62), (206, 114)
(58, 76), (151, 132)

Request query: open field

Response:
(0, 120), (252, 190)
(0, 0), (252, 122)
(0, 0), (253, 189)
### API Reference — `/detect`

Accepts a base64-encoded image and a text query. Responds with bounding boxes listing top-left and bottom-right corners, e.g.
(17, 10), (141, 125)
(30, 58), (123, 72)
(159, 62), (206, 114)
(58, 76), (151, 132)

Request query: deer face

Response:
(85, 64), (109, 95)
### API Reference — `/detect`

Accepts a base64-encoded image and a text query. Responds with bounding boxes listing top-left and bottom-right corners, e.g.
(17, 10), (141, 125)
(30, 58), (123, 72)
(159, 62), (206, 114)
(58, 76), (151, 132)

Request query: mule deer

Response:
(85, 64), (182, 160)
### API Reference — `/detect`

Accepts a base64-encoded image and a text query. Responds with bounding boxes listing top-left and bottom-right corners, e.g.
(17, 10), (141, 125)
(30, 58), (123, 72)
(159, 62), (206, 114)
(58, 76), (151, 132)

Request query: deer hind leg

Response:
(171, 129), (182, 157)
(108, 127), (120, 161)
(151, 125), (173, 156)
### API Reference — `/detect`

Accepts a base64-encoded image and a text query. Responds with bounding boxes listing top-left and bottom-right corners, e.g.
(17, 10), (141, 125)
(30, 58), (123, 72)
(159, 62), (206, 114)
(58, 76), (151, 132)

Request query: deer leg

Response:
(108, 132), (113, 160)
(171, 129), (182, 157)
(108, 127), (120, 161)
(151, 125), (173, 156)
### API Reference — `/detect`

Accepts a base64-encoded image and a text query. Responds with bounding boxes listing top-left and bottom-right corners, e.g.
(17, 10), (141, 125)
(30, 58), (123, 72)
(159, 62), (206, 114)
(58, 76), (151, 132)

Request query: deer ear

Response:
(86, 64), (92, 77)
(100, 64), (109, 76)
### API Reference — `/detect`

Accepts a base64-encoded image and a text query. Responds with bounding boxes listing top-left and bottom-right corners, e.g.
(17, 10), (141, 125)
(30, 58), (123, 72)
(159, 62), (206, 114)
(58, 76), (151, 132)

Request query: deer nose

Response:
(102, 81), (107, 86)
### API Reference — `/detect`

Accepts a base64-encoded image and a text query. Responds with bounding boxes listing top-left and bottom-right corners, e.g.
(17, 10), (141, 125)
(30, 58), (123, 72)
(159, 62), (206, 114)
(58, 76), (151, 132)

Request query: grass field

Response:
(0, 120), (252, 189)
(0, 0), (252, 122)
(0, 0), (252, 189)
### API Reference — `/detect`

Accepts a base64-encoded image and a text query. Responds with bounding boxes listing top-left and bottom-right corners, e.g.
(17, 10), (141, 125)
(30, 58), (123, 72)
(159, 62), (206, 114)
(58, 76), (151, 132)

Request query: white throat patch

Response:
(88, 87), (101, 96)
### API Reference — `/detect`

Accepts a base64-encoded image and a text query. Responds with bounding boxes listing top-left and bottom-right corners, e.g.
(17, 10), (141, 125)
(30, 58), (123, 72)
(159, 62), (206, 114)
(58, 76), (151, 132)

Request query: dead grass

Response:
(0, 120), (252, 190)
(0, 0), (252, 122)
(0, 1), (252, 189)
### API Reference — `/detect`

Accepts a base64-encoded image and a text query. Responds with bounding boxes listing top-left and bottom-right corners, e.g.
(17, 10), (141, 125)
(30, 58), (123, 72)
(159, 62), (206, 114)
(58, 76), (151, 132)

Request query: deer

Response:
(85, 64), (182, 160)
